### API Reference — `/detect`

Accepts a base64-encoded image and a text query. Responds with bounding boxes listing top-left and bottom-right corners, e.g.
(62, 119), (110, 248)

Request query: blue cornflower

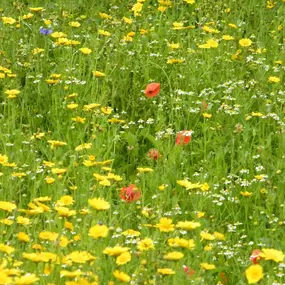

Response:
(40, 27), (53, 35)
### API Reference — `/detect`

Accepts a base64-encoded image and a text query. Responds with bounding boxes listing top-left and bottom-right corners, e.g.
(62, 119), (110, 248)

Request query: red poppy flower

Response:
(201, 100), (208, 111)
(147, 148), (160, 160)
(175, 130), (193, 146)
(183, 265), (195, 277)
(220, 272), (228, 285)
(145, 83), (160, 98)
(250, 249), (262, 264)
(120, 184), (141, 203)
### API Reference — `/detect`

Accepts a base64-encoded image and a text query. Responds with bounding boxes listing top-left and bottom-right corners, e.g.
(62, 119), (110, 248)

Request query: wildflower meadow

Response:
(1, 0), (285, 284)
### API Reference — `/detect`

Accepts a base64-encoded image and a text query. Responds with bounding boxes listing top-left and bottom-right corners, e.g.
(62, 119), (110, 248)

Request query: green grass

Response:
(0, 0), (285, 284)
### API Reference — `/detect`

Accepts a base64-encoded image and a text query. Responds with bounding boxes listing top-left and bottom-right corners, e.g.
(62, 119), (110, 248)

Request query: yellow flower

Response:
(55, 207), (76, 217)
(200, 263), (216, 270)
(17, 232), (30, 243)
(64, 221), (74, 231)
(137, 167), (153, 173)
(2, 17), (16, 25)
(157, 268), (175, 275)
(14, 274), (39, 285)
(0, 219), (13, 225)
(167, 58), (185, 64)
(83, 103), (101, 111)
(163, 251), (184, 260)
(101, 107), (113, 114)
(239, 38), (252, 47)
(200, 183), (210, 191)
(98, 29), (111, 36)
(176, 221), (201, 230)
(168, 42), (180, 49)
(200, 232), (215, 240)
(198, 39), (219, 48)
(88, 198), (110, 210)
(79, 48), (92, 54)
(267, 0), (276, 8)
(0, 201), (16, 212)
(122, 17), (133, 24)
(204, 244), (213, 251)
(158, 184), (166, 191)
(260, 248), (285, 262)
(116, 252), (131, 265)
(57, 195), (74, 206)
(155, 218), (175, 232)
(45, 79), (60, 84)
(240, 191), (253, 197)
(17, 216), (30, 225)
(51, 32), (67, 38)
(251, 112), (263, 117)
(184, 0), (195, 3)
(107, 173), (122, 181)
(176, 180), (201, 190)
(99, 12), (112, 19)
(137, 238), (155, 251)
(4, 89), (20, 99)
(158, 6), (167, 12)
(222, 35), (234, 40)
(23, 252), (56, 262)
(92, 71), (106, 77)
(45, 177), (55, 184)
(202, 25), (220, 34)
(268, 76), (280, 83)
(0, 244), (15, 254)
(60, 270), (83, 277)
(196, 211), (205, 218)
(39, 231), (59, 242)
(72, 116), (86, 124)
(0, 272), (12, 284)
(122, 229), (141, 237)
(232, 50), (242, 61)
(108, 118), (126, 123)
(113, 270), (131, 283)
(75, 143), (92, 151)
(32, 48), (44, 55)
(51, 168), (67, 175)
(21, 13), (34, 20)
(245, 264), (263, 284)
(47, 140), (67, 149)
(99, 179), (111, 186)
(12, 172), (26, 178)
(103, 246), (130, 256)
(0, 154), (8, 165)
(59, 236), (70, 247)
(213, 232), (225, 240)
(29, 7), (44, 12)
(67, 103), (78, 109)
(65, 251), (95, 264)
(69, 21), (81, 27)
(168, 237), (195, 249)
(132, 2), (143, 16)
(89, 224), (109, 239)
(202, 113), (212, 118)
(228, 23), (237, 28)
(44, 19), (52, 25)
